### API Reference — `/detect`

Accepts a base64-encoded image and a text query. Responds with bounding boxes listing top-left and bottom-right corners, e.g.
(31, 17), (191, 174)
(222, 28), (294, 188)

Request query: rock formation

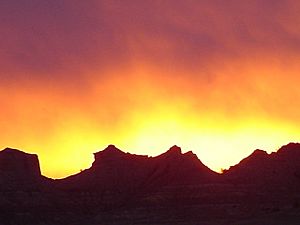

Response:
(0, 143), (300, 225)
(224, 143), (300, 189)
(0, 148), (42, 190)
(57, 144), (218, 192)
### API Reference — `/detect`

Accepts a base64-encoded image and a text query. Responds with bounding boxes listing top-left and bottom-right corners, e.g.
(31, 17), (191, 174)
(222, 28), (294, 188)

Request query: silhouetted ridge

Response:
(277, 142), (300, 157)
(225, 143), (300, 188)
(156, 145), (183, 161)
(93, 144), (127, 161)
(166, 145), (182, 154)
(58, 145), (218, 192)
(1, 143), (300, 225)
(0, 147), (42, 190)
(100, 144), (125, 155)
(278, 142), (300, 151)
(235, 149), (269, 168)
(146, 146), (218, 187)
(0, 147), (41, 176)
(252, 149), (268, 156)
(3, 147), (28, 154)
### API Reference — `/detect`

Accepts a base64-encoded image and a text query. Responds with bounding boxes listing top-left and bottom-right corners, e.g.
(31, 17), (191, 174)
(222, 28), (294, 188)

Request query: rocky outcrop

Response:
(0, 143), (300, 225)
(224, 143), (300, 189)
(57, 145), (218, 193)
(0, 148), (42, 190)
(144, 145), (218, 187)
(56, 145), (150, 192)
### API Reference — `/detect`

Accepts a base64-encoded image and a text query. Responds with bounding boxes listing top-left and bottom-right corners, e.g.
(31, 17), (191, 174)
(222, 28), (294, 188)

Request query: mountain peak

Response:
(238, 149), (268, 164)
(2, 147), (31, 154)
(92, 145), (128, 166)
(104, 144), (121, 152)
(94, 145), (125, 156)
(277, 142), (300, 153)
(274, 142), (300, 162)
(3, 147), (17, 151)
(251, 149), (268, 156)
(167, 145), (182, 154)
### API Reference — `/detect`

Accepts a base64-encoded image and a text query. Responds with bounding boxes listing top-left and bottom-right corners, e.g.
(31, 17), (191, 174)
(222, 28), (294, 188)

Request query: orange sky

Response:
(1, 1), (300, 178)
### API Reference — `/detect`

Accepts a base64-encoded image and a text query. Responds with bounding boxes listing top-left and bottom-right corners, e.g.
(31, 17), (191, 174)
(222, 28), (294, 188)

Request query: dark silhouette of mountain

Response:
(56, 145), (218, 193)
(0, 143), (300, 225)
(144, 145), (218, 187)
(0, 148), (42, 190)
(224, 143), (300, 189)
(55, 144), (151, 192)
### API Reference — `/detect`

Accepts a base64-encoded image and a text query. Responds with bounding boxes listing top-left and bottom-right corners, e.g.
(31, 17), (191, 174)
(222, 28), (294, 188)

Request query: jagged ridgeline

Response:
(0, 143), (300, 225)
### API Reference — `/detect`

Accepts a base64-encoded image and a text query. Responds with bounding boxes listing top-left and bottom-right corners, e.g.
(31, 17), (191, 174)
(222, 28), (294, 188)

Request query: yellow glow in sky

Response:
(1, 60), (300, 178)
(1, 1), (300, 178)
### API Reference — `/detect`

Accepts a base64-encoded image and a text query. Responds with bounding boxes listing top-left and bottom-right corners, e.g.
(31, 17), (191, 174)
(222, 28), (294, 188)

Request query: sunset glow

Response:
(1, 1), (300, 178)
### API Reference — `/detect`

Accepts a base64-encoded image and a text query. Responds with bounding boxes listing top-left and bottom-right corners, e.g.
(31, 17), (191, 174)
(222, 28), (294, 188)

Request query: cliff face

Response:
(0, 148), (42, 190)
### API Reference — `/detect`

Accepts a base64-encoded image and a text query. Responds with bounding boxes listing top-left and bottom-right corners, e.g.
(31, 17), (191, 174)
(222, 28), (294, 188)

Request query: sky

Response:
(1, 0), (300, 178)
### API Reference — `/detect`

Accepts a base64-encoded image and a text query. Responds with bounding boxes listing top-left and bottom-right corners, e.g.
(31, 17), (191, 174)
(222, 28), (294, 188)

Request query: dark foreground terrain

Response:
(0, 143), (299, 225)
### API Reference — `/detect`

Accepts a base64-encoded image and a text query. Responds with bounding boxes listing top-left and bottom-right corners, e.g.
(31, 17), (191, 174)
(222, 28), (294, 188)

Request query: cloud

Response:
(1, 0), (300, 122)
(1, 0), (300, 80)
(0, 0), (128, 81)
